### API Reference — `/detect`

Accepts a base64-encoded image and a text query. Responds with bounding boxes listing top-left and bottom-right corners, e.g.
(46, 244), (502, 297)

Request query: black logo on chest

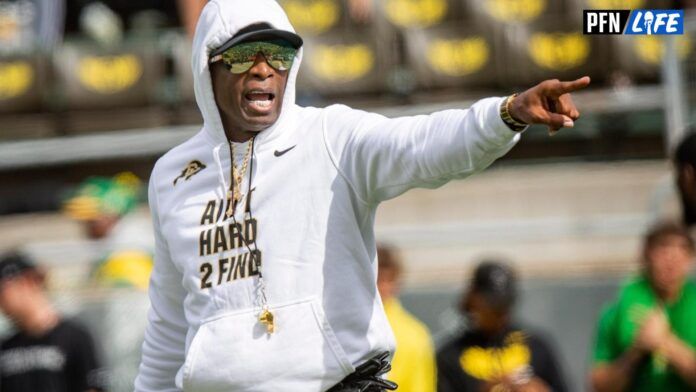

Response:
(274, 145), (296, 157)
(173, 160), (207, 186)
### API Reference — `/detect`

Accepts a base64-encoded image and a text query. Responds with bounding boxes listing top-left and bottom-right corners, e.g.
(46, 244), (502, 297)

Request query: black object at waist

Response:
(326, 351), (398, 392)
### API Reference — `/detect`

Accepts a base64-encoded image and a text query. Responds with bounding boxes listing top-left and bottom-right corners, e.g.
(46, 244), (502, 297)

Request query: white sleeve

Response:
(322, 97), (522, 204)
(135, 172), (188, 392)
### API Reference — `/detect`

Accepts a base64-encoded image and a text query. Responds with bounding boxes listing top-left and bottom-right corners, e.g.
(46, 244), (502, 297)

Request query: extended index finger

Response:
(547, 76), (591, 97)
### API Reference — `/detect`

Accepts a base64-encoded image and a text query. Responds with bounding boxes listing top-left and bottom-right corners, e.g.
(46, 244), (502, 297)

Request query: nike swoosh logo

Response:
(274, 145), (296, 157)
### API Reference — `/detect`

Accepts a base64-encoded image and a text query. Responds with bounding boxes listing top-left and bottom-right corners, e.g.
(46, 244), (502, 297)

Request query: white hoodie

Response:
(135, 1), (521, 391)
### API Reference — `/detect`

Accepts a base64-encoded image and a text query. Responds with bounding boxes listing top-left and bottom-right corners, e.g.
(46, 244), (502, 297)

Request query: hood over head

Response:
(192, 0), (303, 146)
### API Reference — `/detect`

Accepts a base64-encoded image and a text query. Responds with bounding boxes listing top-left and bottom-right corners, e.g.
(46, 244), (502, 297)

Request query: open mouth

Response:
(244, 90), (276, 111)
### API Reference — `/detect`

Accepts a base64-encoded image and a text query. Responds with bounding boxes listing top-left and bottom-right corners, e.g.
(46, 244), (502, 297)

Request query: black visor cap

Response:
(210, 22), (303, 59)
(471, 261), (517, 310)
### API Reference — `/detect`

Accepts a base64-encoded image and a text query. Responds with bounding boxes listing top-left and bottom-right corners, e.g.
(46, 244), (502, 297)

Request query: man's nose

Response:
(248, 53), (274, 79)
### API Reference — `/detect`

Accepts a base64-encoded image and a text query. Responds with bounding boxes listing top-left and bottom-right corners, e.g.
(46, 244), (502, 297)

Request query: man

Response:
(134, 0), (588, 390)
(675, 132), (696, 229)
(0, 251), (105, 391)
(590, 222), (696, 391)
(437, 261), (567, 392)
(377, 245), (436, 392)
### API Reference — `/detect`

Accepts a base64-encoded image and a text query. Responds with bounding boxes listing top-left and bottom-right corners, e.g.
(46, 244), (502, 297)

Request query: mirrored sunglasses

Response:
(209, 40), (297, 74)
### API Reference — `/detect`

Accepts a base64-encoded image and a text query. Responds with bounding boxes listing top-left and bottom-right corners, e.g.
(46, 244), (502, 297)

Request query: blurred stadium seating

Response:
(402, 21), (500, 89)
(300, 27), (398, 95)
(0, 0), (691, 140)
(0, 54), (48, 114)
(0, 53), (54, 140)
(54, 41), (169, 134)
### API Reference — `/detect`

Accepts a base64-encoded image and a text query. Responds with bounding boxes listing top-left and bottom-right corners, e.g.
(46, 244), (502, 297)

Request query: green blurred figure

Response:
(590, 222), (696, 391)
(63, 172), (153, 290)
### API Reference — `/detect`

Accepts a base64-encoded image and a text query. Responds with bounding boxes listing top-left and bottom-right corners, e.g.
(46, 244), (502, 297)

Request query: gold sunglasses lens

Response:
(229, 62), (255, 74)
(268, 59), (290, 71)
(221, 40), (297, 73)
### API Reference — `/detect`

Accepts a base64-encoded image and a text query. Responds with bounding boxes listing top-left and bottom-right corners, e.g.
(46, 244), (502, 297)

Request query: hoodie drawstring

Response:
(212, 143), (228, 226)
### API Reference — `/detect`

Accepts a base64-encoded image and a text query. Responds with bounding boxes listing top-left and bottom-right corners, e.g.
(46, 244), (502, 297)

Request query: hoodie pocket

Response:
(182, 297), (354, 391)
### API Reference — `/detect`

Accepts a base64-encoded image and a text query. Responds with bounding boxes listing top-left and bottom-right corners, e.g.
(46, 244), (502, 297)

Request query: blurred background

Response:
(0, 0), (695, 391)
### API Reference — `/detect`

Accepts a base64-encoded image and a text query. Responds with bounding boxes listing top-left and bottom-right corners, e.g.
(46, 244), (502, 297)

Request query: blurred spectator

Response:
(0, 251), (105, 391)
(0, 0), (65, 52)
(347, 0), (374, 24)
(675, 132), (696, 229)
(62, 172), (153, 290)
(64, 0), (206, 42)
(65, 1), (177, 35)
(377, 244), (436, 392)
(675, 0), (696, 8)
(177, 0), (206, 38)
(77, 1), (123, 46)
(590, 222), (696, 391)
(437, 261), (567, 392)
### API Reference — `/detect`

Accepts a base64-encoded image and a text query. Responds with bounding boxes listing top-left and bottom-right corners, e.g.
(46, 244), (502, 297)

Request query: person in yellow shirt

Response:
(377, 244), (437, 392)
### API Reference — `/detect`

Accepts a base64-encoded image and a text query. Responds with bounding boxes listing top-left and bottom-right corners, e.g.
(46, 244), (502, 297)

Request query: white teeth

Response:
(249, 100), (272, 109)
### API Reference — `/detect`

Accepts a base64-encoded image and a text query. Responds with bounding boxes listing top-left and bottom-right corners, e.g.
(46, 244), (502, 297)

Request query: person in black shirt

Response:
(437, 261), (567, 392)
(0, 251), (105, 392)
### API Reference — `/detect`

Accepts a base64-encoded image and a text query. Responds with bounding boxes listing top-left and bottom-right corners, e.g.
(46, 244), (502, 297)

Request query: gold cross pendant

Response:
(259, 308), (275, 334)
(233, 187), (242, 206)
(225, 189), (242, 217)
(225, 191), (235, 217)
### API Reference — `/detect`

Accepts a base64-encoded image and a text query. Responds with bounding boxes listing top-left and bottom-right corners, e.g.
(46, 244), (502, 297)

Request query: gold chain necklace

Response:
(226, 139), (254, 217)
(225, 138), (275, 334)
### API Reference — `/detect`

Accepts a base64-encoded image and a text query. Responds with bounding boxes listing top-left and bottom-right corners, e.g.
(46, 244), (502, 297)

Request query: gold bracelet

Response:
(500, 94), (527, 132)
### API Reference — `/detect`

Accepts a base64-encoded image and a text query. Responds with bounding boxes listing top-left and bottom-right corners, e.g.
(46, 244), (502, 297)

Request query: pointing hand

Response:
(508, 76), (591, 134)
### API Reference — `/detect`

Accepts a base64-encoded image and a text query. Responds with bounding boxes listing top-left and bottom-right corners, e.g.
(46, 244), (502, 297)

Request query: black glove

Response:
(327, 352), (398, 392)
